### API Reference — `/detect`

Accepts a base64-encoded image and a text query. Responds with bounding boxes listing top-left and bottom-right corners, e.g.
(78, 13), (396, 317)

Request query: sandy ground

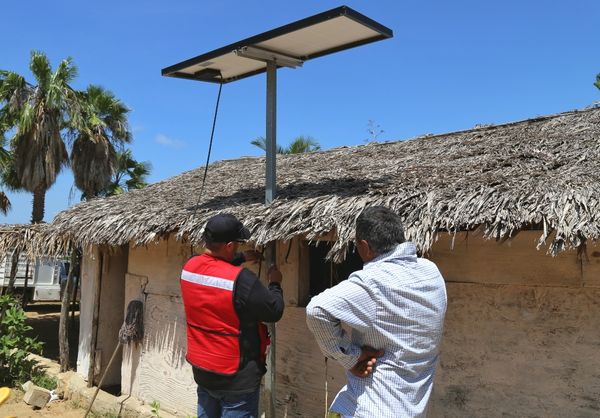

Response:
(0, 389), (85, 418)
(0, 303), (84, 417)
(24, 303), (80, 367)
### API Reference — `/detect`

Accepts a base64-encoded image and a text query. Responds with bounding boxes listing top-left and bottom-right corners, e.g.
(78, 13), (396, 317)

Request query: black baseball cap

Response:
(203, 214), (251, 243)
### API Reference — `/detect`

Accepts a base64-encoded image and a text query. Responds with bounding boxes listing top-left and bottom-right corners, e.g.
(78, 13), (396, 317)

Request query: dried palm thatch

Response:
(0, 223), (72, 259)
(48, 107), (600, 261)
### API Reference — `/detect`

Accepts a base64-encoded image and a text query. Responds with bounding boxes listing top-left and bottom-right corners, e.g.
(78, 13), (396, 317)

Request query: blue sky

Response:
(2, 1), (599, 223)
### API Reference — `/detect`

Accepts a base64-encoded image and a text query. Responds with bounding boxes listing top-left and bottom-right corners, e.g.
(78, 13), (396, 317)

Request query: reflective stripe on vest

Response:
(180, 254), (242, 375)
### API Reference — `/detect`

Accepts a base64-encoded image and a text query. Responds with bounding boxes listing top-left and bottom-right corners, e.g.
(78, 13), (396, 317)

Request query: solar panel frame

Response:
(161, 6), (393, 84)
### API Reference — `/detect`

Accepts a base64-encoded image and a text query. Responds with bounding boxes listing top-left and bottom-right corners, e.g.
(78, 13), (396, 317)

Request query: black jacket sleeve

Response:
(234, 268), (284, 323)
(231, 252), (246, 266)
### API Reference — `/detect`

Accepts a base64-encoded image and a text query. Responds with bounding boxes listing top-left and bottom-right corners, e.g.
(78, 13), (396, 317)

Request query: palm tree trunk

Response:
(31, 186), (46, 224)
(85, 188), (95, 201)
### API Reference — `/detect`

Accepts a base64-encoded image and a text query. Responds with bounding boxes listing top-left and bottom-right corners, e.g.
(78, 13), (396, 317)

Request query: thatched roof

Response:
(0, 224), (71, 260)
(48, 107), (600, 260)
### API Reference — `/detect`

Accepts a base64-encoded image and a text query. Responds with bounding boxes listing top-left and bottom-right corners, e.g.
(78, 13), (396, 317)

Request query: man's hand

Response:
(350, 346), (384, 378)
(267, 264), (283, 284)
(242, 250), (264, 264)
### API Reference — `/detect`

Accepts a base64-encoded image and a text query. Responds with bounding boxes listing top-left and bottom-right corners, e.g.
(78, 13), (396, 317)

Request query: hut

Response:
(48, 107), (600, 417)
(0, 224), (71, 300)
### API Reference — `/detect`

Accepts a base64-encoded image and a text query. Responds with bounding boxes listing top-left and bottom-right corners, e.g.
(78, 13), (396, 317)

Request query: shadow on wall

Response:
(130, 293), (195, 415)
(143, 295), (187, 369)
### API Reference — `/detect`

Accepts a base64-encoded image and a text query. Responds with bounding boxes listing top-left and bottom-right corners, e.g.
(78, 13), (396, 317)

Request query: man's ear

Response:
(357, 239), (376, 262)
(356, 238), (369, 255)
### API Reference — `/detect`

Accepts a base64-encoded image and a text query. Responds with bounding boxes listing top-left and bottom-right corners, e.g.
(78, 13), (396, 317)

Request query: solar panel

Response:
(161, 6), (393, 84)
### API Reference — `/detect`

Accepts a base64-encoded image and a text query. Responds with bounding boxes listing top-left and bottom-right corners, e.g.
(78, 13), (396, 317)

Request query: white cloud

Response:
(130, 124), (145, 134)
(155, 133), (186, 149)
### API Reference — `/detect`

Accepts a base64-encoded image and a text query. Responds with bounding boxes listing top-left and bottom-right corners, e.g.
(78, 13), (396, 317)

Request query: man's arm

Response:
(236, 266), (284, 323)
(305, 275), (376, 370)
(232, 250), (263, 266)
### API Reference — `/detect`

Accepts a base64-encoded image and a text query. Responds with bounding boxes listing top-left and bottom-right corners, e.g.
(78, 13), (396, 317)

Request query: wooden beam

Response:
(87, 248), (104, 386)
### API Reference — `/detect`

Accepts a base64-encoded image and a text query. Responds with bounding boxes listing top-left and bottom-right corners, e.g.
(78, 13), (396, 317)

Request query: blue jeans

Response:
(197, 386), (260, 418)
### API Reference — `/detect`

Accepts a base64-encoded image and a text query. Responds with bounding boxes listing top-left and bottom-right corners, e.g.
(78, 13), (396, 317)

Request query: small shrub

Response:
(31, 370), (57, 390)
(150, 400), (162, 418)
(0, 295), (44, 386)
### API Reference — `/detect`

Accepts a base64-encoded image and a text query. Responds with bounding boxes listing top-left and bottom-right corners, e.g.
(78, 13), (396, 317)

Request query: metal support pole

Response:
(263, 60), (277, 418)
(265, 61), (277, 204)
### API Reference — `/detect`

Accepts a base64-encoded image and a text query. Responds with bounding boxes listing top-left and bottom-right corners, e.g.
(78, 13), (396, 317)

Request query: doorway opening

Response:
(308, 241), (363, 302)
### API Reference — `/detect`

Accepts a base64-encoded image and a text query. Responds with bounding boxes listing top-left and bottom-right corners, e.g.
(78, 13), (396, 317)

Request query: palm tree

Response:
(0, 122), (13, 214)
(71, 85), (132, 200)
(285, 136), (321, 154)
(595, 73), (600, 90)
(251, 135), (320, 154)
(0, 51), (78, 223)
(60, 146), (149, 370)
(62, 90), (142, 371)
(98, 149), (151, 197)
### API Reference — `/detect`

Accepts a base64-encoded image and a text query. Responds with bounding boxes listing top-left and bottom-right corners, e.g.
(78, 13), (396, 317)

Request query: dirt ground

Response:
(0, 303), (84, 417)
(0, 389), (84, 418)
(25, 302), (79, 367)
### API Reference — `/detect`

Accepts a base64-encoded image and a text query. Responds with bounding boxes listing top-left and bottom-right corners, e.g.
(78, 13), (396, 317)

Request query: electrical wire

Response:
(189, 76), (223, 254)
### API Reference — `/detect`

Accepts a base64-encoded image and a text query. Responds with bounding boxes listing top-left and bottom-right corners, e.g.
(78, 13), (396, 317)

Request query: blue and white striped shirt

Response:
(306, 242), (447, 418)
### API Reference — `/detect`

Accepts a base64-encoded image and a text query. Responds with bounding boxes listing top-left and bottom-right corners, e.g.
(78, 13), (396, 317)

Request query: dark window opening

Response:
(308, 241), (363, 300)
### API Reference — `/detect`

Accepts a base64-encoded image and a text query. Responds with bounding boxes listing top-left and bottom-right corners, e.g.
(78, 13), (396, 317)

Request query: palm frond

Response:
(96, 148), (150, 197)
(71, 85), (132, 198)
(250, 136), (286, 154)
(29, 51), (52, 92)
(0, 71), (30, 118)
(250, 136), (267, 151)
(54, 57), (77, 85)
(71, 134), (116, 199)
(285, 135), (321, 154)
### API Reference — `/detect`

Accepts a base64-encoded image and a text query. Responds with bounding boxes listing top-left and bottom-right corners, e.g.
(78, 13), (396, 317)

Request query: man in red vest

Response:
(181, 213), (284, 418)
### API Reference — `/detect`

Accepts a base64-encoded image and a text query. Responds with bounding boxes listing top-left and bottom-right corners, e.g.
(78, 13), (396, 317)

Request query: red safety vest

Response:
(180, 253), (270, 375)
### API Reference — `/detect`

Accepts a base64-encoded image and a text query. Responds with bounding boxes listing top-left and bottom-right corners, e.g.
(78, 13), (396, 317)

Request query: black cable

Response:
(257, 246), (266, 280)
(285, 240), (293, 264)
(190, 76), (224, 254)
(198, 81), (223, 205)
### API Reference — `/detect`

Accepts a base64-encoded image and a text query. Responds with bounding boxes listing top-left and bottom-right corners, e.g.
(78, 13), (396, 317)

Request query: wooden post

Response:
(5, 249), (20, 295)
(263, 243), (277, 418)
(22, 259), (30, 309)
(70, 264), (80, 325)
(59, 249), (81, 372)
(87, 249), (104, 386)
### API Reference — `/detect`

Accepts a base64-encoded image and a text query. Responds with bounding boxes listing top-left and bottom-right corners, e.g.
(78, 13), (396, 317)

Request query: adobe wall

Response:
(427, 232), (600, 416)
(77, 246), (127, 387)
(119, 237), (304, 416)
(80, 231), (600, 417)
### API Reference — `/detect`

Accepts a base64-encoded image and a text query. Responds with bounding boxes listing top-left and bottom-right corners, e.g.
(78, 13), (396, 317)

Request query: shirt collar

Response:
(366, 242), (417, 266)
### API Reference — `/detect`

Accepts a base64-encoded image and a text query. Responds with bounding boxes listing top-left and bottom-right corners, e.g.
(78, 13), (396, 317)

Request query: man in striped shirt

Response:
(306, 206), (447, 418)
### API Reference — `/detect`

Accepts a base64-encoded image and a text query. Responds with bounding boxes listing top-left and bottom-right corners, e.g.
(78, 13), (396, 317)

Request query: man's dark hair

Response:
(355, 206), (405, 255)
